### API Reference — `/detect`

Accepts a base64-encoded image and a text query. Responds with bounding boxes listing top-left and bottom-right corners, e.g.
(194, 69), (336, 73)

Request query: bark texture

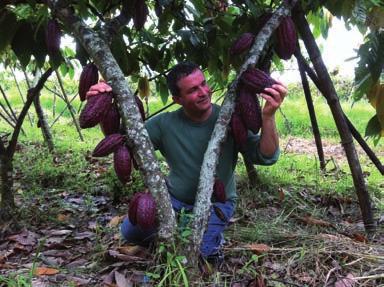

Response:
(34, 94), (55, 151)
(189, 0), (299, 264)
(50, 0), (176, 240)
(292, 4), (375, 233)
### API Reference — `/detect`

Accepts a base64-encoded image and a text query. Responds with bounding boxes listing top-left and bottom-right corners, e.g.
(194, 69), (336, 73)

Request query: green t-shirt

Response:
(145, 104), (279, 204)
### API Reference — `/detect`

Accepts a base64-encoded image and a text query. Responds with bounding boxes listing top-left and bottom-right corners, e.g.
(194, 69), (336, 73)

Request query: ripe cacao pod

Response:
(100, 103), (121, 135)
(213, 179), (226, 203)
(113, 144), (132, 184)
(230, 110), (248, 151)
(128, 192), (157, 229)
(78, 63), (99, 102)
(274, 16), (297, 60)
(92, 134), (125, 157)
(237, 88), (262, 134)
(134, 0), (149, 30)
(240, 68), (277, 94)
(45, 19), (61, 56)
(79, 92), (113, 129)
(229, 33), (255, 56)
(135, 95), (145, 121)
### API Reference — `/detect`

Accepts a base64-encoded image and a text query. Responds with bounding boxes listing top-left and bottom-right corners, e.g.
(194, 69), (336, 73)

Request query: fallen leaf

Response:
(278, 188), (285, 202)
(34, 267), (60, 276)
(109, 215), (124, 227)
(245, 243), (271, 254)
(297, 215), (333, 227)
(351, 233), (368, 243)
(335, 273), (357, 287)
(115, 271), (132, 287)
(8, 230), (38, 246)
(57, 214), (70, 222)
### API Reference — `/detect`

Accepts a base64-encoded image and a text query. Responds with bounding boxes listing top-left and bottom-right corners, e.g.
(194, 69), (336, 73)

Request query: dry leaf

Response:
(34, 267), (60, 276)
(109, 215), (124, 227)
(246, 243), (271, 254)
(57, 214), (70, 222)
(297, 215), (333, 227)
(278, 188), (285, 202)
(351, 233), (368, 243)
(335, 273), (357, 287)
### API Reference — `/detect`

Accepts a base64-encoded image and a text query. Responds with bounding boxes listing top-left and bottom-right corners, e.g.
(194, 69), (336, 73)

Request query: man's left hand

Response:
(260, 81), (287, 119)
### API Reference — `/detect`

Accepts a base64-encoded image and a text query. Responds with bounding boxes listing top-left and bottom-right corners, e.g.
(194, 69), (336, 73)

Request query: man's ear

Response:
(172, 95), (182, 105)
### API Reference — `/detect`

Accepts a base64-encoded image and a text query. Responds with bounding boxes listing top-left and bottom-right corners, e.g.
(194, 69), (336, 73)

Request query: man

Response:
(87, 62), (287, 263)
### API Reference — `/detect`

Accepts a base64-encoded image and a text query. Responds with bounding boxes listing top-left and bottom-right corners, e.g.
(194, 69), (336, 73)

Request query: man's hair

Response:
(166, 61), (200, 97)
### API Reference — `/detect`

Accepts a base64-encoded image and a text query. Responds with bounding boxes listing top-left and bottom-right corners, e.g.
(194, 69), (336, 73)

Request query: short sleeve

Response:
(145, 114), (164, 150)
(242, 132), (280, 165)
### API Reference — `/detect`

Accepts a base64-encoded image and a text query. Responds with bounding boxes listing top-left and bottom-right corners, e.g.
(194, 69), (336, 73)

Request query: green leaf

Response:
(11, 22), (34, 67)
(110, 35), (133, 76)
(0, 10), (18, 53)
(365, 115), (381, 137)
(157, 77), (169, 105)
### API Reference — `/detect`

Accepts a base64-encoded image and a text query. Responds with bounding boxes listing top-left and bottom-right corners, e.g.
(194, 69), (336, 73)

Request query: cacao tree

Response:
(1, 0), (383, 276)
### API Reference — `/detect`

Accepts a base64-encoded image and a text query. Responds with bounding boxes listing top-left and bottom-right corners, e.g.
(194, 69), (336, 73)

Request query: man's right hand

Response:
(85, 81), (113, 99)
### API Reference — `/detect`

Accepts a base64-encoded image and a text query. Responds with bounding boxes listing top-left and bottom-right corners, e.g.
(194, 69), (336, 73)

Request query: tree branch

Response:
(189, 0), (299, 261)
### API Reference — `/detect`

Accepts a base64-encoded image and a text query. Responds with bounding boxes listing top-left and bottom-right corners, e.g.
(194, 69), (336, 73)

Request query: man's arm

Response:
(258, 82), (287, 157)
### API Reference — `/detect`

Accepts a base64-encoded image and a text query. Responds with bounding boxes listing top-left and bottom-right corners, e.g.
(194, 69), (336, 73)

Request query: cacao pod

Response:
(113, 144), (132, 184)
(134, 0), (149, 30)
(135, 95), (145, 121)
(92, 133), (125, 157)
(45, 19), (61, 56)
(213, 179), (226, 203)
(78, 63), (99, 102)
(237, 88), (262, 134)
(136, 193), (157, 229)
(128, 192), (144, 225)
(229, 32), (255, 56)
(100, 103), (121, 135)
(274, 16), (297, 60)
(240, 68), (277, 94)
(79, 92), (113, 129)
(230, 110), (248, 151)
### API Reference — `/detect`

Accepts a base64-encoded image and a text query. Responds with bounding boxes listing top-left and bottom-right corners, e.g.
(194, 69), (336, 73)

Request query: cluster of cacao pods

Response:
(45, 19), (61, 57)
(129, 192), (157, 229)
(79, 87), (145, 183)
(231, 68), (277, 149)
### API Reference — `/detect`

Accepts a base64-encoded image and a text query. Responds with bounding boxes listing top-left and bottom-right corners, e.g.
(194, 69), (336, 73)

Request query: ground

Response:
(0, 138), (383, 286)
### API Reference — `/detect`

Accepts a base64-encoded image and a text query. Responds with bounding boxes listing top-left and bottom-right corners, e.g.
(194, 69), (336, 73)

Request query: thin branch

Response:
(0, 85), (19, 124)
(7, 68), (53, 158)
(50, 93), (77, 128)
(0, 111), (15, 129)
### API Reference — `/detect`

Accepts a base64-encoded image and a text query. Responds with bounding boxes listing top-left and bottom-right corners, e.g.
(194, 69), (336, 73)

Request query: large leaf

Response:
(365, 115), (382, 138)
(110, 35), (137, 76)
(0, 10), (18, 53)
(11, 21), (34, 67)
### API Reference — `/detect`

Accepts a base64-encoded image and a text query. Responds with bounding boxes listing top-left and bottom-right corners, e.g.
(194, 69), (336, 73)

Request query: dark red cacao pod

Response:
(240, 68), (277, 94)
(229, 32), (255, 56)
(213, 179), (226, 203)
(136, 193), (157, 229)
(236, 88), (263, 134)
(45, 19), (61, 56)
(134, 0), (149, 30)
(100, 103), (121, 135)
(78, 63), (99, 102)
(92, 134), (125, 157)
(113, 144), (132, 184)
(128, 192), (144, 225)
(79, 92), (113, 129)
(274, 16), (297, 60)
(135, 95), (145, 121)
(230, 111), (248, 151)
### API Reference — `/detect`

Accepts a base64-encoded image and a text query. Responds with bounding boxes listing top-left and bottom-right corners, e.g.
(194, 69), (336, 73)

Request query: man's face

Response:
(173, 69), (212, 118)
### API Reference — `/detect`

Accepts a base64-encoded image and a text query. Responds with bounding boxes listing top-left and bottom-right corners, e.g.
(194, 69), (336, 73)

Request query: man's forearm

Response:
(259, 115), (279, 157)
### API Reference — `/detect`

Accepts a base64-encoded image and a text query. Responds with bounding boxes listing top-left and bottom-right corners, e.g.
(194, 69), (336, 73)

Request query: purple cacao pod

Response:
(134, 0), (149, 30)
(100, 103), (121, 135)
(79, 92), (113, 129)
(113, 144), (132, 184)
(274, 16), (297, 60)
(240, 68), (277, 94)
(45, 19), (61, 56)
(78, 63), (99, 102)
(128, 192), (144, 225)
(213, 179), (226, 203)
(92, 134), (125, 157)
(230, 33), (255, 56)
(136, 193), (157, 229)
(230, 111), (248, 151)
(236, 88), (262, 134)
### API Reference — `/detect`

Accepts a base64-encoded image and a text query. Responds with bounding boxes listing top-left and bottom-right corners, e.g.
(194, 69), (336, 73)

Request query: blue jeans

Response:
(120, 195), (235, 257)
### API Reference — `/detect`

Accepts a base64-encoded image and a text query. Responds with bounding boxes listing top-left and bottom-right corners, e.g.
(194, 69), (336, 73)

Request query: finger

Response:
(271, 84), (287, 98)
(260, 93), (278, 106)
(263, 87), (282, 103)
(273, 79), (287, 89)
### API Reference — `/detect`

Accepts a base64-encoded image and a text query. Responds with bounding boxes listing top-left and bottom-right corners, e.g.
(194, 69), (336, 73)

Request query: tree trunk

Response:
(293, 4), (375, 234)
(34, 94), (55, 152)
(295, 49), (326, 170)
(0, 153), (15, 223)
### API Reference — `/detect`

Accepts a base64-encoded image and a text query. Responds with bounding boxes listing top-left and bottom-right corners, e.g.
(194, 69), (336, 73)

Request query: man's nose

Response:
(198, 86), (210, 96)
